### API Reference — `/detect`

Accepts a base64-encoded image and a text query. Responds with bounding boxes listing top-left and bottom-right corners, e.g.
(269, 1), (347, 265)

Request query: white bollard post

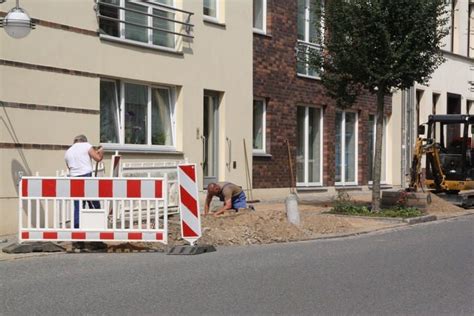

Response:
(285, 193), (300, 226)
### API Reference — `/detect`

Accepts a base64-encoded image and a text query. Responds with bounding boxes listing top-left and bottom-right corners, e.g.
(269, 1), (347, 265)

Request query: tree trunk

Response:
(371, 89), (385, 212)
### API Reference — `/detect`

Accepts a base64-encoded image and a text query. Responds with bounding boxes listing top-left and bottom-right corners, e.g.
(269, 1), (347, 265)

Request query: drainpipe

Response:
(401, 86), (415, 189)
(401, 89), (406, 188)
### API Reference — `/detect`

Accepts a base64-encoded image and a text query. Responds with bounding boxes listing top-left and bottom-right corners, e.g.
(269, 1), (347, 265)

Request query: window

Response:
(253, 99), (266, 153)
(432, 93), (440, 115)
(98, 0), (177, 50)
(253, 0), (266, 33)
(367, 115), (387, 183)
(203, 0), (218, 19)
(296, 0), (322, 77)
(335, 111), (357, 185)
(450, 0), (459, 53)
(100, 80), (175, 148)
(100, 80), (120, 144)
(297, 106), (323, 186)
(469, 3), (473, 57)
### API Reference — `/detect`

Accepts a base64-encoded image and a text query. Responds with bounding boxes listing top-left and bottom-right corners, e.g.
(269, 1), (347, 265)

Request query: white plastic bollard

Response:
(285, 193), (300, 226)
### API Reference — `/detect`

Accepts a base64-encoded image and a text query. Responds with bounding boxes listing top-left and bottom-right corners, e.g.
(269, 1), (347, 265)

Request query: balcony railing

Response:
(96, 0), (194, 51)
(296, 40), (322, 78)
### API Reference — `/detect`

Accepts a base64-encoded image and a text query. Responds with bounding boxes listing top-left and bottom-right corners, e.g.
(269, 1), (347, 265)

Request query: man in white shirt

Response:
(65, 135), (104, 228)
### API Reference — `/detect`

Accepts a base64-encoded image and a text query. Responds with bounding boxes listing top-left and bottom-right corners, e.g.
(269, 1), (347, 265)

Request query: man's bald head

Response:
(207, 183), (220, 195)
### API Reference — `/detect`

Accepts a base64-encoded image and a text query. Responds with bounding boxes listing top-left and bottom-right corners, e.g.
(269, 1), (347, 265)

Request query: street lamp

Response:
(0, 0), (35, 39)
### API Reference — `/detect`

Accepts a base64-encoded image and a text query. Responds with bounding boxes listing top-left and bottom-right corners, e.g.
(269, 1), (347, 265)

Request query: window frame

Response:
(99, 0), (178, 52)
(100, 78), (122, 144)
(296, 0), (323, 79)
(203, 0), (220, 23)
(252, 0), (267, 35)
(296, 105), (324, 187)
(335, 110), (358, 186)
(252, 98), (267, 154)
(100, 79), (176, 152)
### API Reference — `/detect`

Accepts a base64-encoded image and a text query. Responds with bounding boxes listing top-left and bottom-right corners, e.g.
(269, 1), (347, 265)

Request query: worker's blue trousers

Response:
(73, 172), (100, 229)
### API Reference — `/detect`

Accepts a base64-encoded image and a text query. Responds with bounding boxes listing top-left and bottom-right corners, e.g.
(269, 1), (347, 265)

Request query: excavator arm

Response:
(409, 137), (446, 192)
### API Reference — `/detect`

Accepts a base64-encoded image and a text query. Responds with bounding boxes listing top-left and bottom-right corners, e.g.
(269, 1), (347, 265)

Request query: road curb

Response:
(403, 215), (437, 225)
(328, 213), (405, 223)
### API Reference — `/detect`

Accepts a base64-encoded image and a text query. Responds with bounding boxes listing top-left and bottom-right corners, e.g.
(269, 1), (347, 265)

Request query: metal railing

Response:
(96, 0), (194, 47)
(296, 40), (322, 78)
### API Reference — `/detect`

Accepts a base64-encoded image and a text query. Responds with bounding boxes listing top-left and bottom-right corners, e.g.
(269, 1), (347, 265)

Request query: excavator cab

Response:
(424, 115), (474, 193)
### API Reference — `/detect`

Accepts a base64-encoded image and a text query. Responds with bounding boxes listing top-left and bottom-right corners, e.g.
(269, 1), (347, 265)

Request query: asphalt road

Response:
(1, 216), (473, 315)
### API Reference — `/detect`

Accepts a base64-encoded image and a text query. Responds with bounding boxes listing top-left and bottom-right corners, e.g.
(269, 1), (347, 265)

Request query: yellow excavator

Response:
(409, 114), (474, 207)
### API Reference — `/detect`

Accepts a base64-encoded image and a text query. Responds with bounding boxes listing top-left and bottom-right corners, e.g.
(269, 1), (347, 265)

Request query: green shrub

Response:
(329, 191), (423, 218)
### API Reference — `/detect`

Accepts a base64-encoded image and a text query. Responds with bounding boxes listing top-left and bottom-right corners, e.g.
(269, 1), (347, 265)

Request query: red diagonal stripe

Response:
(22, 179), (28, 197)
(156, 232), (163, 240)
(21, 231), (29, 239)
(42, 180), (56, 197)
(179, 165), (196, 182)
(180, 186), (198, 217)
(182, 221), (199, 237)
(43, 232), (58, 239)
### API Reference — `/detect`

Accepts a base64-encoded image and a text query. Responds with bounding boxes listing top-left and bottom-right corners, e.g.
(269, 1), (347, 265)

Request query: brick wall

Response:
(253, 0), (392, 189)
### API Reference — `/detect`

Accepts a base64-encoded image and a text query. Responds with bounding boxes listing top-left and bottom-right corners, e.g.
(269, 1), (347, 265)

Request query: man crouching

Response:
(204, 182), (247, 217)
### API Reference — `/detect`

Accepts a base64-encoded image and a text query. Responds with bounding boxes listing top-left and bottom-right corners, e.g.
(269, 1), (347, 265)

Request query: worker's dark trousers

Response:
(73, 172), (100, 229)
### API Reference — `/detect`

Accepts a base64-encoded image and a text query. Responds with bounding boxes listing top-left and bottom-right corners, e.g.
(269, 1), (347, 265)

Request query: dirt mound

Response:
(181, 203), (395, 246)
(425, 193), (466, 217)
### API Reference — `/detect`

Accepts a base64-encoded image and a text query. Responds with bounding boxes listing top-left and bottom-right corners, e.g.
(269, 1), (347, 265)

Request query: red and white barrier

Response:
(18, 176), (168, 244)
(177, 164), (202, 245)
(21, 177), (163, 199)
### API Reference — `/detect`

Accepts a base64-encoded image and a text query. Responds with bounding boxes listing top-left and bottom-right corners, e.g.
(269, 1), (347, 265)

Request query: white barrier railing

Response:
(121, 160), (188, 214)
(18, 175), (168, 244)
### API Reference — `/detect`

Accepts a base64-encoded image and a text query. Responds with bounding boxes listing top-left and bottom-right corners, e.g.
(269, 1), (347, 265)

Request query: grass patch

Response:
(328, 192), (424, 218)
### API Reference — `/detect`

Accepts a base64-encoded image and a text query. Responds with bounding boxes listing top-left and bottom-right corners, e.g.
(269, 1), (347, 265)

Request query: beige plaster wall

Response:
(415, 54), (474, 115)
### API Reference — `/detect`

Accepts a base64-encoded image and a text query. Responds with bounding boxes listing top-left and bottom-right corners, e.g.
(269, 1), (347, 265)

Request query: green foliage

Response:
(378, 207), (423, 218)
(311, 0), (449, 107)
(330, 191), (423, 218)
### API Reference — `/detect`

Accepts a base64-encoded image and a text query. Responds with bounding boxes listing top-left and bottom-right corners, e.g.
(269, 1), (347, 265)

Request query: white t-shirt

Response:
(65, 142), (93, 176)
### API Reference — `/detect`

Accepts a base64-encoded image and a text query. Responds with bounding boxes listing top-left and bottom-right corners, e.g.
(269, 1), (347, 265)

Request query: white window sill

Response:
(253, 28), (267, 35)
(101, 143), (182, 154)
(203, 16), (225, 27)
(253, 151), (272, 158)
(335, 184), (361, 190)
(368, 181), (388, 185)
(99, 34), (183, 55)
(296, 186), (326, 192)
(297, 73), (321, 80)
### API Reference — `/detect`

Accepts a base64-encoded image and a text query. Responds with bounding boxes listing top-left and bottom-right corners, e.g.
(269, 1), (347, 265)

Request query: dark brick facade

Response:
(253, 0), (391, 189)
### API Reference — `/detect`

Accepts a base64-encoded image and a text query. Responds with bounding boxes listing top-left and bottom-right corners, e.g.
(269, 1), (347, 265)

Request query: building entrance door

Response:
(203, 93), (219, 187)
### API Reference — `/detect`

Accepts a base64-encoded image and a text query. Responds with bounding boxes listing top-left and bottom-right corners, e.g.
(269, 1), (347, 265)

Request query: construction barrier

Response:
(18, 176), (168, 244)
(121, 160), (188, 214)
(177, 164), (202, 245)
